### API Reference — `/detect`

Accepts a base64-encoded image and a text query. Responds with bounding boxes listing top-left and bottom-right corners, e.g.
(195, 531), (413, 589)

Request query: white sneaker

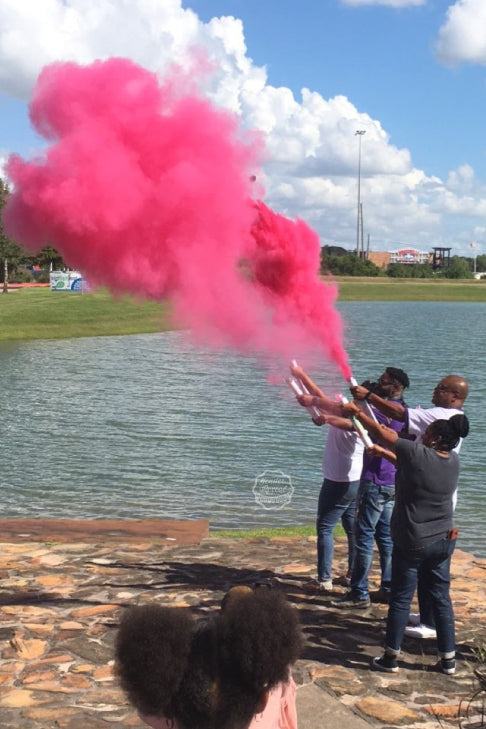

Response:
(404, 624), (437, 640)
(302, 579), (333, 593)
(408, 612), (421, 626)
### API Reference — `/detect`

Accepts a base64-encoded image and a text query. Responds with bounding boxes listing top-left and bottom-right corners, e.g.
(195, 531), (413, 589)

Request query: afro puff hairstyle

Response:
(115, 589), (303, 729)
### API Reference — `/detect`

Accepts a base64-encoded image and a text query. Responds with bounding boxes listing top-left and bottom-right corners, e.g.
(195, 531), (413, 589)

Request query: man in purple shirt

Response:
(334, 367), (410, 609)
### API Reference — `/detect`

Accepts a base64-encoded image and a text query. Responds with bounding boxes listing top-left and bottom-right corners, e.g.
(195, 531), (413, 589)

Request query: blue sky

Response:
(189, 0), (486, 182)
(1, 0), (486, 255)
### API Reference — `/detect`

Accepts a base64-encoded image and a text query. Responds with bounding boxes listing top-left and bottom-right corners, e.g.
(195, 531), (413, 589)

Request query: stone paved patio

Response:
(1, 519), (486, 729)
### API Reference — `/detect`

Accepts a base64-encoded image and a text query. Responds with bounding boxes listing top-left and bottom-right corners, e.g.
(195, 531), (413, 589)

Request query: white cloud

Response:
(0, 0), (483, 256)
(446, 163), (476, 193)
(340, 0), (425, 7)
(436, 0), (486, 65)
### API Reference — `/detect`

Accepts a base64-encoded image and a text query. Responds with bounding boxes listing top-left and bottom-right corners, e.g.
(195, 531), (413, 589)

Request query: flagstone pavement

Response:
(1, 518), (486, 729)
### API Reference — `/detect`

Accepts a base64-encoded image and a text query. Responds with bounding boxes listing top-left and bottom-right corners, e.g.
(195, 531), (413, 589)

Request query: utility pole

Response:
(470, 241), (477, 274)
(360, 203), (364, 258)
(355, 130), (366, 257)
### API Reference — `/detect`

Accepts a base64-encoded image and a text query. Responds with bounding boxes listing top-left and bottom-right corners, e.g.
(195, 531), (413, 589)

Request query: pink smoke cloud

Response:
(3, 57), (350, 377)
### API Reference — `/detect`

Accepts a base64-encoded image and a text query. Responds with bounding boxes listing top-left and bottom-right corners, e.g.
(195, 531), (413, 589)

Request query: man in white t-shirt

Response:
(291, 364), (363, 593)
(406, 379), (467, 453)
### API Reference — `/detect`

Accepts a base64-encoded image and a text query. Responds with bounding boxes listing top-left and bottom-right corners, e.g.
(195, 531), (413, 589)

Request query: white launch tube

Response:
(287, 376), (322, 420)
(348, 375), (378, 423)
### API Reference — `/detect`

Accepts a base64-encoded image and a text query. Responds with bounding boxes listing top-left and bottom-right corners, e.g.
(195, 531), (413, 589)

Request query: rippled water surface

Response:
(1, 301), (485, 556)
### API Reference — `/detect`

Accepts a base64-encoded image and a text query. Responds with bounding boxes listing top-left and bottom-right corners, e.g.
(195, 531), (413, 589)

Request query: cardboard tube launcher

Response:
(348, 375), (378, 423)
(287, 375), (322, 420)
(287, 363), (374, 448)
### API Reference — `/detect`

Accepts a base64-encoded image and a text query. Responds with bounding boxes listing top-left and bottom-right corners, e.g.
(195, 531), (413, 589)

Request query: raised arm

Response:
(349, 385), (406, 421)
(321, 413), (355, 431)
(367, 443), (397, 464)
(341, 401), (400, 449)
(290, 364), (341, 416)
(290, 364), (324, 398)
(296, 393), (346, 419)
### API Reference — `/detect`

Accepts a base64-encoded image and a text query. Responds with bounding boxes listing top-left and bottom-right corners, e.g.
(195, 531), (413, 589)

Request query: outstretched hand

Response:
(341, 400), (360, 417)
(367, 442), (397, 464)
(296, 393), (313, 408)
(349, 384), (370, 400)
(367, 444), (386, 458)
(290, 362), (305, 379)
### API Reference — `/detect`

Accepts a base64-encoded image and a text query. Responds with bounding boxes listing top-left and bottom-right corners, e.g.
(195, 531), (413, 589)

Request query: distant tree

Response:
(321, 244), (348, 257)
(0, 179), (25, 293)
(387, 262), (434, 278)
(37, 245), (64, 271)
(476, 254), (486, 272)
(387, 263), (410, 278)
(321, 251), (382, 277)
(437, 255), (474, 279)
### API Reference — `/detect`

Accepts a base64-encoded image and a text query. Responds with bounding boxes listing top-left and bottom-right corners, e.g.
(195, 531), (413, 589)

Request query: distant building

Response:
(432, 247), (451, 269)
(368, 248), (431, 269)
(389, 248), (430, 265)
(368, 251), (390, 269)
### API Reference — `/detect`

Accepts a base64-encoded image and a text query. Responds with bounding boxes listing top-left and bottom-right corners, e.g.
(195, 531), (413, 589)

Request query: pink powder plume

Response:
(3, 57), (350, 377)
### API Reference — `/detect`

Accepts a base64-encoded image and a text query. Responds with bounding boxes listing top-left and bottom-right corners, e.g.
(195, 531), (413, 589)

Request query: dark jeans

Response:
(316, 478), (359, 582)
(417, 574), (435, 628)
(350, 480), (395, 599)
(385, 536), (456, 657)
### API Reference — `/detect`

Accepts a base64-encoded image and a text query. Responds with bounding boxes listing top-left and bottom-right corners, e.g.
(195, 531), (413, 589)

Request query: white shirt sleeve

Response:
(406, 406), (463, 457)
(406, 407), (437, 438)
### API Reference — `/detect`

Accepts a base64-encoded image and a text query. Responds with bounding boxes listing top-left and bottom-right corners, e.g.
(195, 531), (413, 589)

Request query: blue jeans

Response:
(385, 537), (456, 657)
(317, 478), (359, 582)
(350, 480), (394, 599)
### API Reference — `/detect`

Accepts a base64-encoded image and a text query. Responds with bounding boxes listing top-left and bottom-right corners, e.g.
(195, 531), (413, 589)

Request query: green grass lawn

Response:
(336, 276), (486, 301)
(211, 525), (317, 539)
(0, 287), (174, 341)
(1, 277), (485, 343)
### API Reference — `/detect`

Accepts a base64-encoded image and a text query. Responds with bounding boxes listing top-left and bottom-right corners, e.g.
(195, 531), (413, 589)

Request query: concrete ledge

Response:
(296, 682), (372, 728)
(0, 518), (209, 545)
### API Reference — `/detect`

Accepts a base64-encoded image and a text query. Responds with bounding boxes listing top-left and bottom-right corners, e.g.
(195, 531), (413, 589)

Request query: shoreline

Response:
(0, 516), (483, 560)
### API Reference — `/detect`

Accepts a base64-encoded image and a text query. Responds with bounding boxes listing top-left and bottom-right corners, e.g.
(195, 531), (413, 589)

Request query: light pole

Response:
(355, 130), (366, 257)
(470, 241), (478, 275)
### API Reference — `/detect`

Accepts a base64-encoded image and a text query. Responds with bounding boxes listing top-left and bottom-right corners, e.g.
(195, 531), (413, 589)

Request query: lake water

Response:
(1, 301), (486, 556)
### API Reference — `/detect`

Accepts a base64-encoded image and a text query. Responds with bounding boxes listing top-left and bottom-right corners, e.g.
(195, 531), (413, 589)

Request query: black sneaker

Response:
(439, 658), (456, 675)
(372, 654), (399, 673)
(371, 587), (390, 604)
(331, 591), (371, 608)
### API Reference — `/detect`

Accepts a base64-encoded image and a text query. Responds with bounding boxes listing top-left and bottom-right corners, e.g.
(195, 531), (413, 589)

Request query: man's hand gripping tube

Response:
(349, 375), (378, 423)
(288, 360), (323, 420)
(287, 376), (322, 420)
(339, 394), (373, 448)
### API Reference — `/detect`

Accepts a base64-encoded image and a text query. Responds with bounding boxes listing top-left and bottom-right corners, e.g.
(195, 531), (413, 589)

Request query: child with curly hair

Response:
(115, 586), (303, 729)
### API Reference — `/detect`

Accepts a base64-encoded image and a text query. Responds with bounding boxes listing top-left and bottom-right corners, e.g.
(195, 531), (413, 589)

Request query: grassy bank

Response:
(0, 287), (173, 341)
(1, 277), (485, 343)
(211, 525), (317, 539)
(336, 276), (486, 301)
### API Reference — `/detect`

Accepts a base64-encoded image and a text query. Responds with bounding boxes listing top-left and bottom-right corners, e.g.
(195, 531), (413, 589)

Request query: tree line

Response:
(321, 246), (482, 279)
(0, 178), (64, 291)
